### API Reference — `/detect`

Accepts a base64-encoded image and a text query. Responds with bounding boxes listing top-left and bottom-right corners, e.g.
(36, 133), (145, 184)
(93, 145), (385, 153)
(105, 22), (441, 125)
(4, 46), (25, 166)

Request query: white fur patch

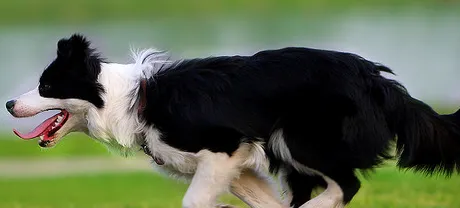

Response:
(85, 48), (172, 154)
(144, 127), (198, 176)
(86, 63), (145, 154)
(241, 141), (269, 171)
(131, 48), (172, 77)
(269, 130), (294, 164)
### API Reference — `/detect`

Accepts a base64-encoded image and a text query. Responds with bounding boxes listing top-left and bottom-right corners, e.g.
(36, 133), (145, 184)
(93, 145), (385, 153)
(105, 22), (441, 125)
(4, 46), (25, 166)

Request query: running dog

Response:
(6, 34), (460, 208)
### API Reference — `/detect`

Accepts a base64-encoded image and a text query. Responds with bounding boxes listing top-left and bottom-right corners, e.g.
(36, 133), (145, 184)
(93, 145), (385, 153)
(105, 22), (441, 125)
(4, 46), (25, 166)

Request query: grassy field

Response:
(1, 132), (460, 208)
(0, 166), (459, 208)
(0, 0), (458, 26)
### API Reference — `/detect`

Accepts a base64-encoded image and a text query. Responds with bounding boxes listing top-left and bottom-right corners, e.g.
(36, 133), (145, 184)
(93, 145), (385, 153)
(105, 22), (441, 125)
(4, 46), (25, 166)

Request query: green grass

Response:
(0, 0), (458, 26)
(350, 167), (460, 208)
(0, 166), (459, 208)
(0, 172), (242, 208)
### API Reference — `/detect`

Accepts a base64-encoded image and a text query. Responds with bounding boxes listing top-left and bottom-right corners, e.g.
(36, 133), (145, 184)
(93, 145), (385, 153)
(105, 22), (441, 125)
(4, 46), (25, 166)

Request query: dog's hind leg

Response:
(182, 145), (254, 208)
(298, 175), (344, 208)
(298, 171), (360, 208)
(230, 168), (288, 208)
(284, 169), (327, 208)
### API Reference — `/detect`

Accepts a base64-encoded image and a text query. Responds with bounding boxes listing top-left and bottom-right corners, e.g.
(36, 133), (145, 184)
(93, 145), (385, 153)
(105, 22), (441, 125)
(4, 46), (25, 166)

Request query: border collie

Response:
(6, 34), (460, 208)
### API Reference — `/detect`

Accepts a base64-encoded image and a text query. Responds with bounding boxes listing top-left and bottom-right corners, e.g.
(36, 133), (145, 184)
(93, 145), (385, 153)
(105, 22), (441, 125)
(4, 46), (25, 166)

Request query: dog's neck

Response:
(86, 63), (147, 155)
(84, 48), (171, 156)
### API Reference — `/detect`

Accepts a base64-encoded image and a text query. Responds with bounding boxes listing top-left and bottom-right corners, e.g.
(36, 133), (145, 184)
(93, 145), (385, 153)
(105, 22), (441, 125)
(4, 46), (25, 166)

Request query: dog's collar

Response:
(138, 78), (164, 165)
(137, 78), (148, 117)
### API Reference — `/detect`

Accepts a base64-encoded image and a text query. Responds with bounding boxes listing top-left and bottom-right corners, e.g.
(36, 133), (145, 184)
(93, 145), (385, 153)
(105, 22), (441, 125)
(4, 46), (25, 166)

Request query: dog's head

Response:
(6, 34), (105, 147)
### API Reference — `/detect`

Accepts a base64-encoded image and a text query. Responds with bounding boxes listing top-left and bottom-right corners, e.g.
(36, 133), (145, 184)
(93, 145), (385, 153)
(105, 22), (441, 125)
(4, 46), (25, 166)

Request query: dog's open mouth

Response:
(13, 110), (70, 146)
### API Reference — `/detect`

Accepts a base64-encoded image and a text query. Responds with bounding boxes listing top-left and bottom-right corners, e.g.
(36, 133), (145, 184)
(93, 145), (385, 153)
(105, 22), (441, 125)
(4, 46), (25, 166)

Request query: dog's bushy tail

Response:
(380, 72), (460, 176)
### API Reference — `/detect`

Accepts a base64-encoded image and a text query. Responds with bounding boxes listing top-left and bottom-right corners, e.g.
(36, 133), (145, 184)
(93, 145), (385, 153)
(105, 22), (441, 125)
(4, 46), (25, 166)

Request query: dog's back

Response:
(141, 47), (460, 206)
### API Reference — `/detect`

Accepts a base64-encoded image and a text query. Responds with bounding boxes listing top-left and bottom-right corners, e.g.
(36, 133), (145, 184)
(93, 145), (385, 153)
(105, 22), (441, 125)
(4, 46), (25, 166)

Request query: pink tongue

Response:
(13, 113), (60, 140)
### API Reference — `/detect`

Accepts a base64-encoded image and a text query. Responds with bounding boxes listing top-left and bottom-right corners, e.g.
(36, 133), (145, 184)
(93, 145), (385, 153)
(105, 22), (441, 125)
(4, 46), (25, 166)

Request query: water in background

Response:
(1, 9), (459, 133)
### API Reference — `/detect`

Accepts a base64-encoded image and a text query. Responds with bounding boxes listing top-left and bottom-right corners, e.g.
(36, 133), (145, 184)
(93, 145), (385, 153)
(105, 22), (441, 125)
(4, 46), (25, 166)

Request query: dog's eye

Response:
(39, 84), (51, 92)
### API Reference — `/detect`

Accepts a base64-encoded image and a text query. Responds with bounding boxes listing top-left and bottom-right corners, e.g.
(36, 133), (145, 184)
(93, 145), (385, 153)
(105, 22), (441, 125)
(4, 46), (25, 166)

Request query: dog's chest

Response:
(150, 147), (199, 180)
(143, 128), (200, 178)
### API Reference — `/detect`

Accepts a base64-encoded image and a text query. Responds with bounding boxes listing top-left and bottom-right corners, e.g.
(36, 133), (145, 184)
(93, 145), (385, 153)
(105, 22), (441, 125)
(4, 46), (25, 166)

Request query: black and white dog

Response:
(6, 34), (460, 208)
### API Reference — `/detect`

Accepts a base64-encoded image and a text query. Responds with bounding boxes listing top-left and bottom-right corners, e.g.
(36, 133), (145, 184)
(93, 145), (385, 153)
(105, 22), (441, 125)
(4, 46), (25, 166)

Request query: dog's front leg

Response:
(230, 169), (288, 208)
(182, 148), (249, 208)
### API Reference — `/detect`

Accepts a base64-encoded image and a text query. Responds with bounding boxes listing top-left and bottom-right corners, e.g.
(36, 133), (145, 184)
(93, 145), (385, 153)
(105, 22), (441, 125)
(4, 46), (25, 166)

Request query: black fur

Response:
(39, 34), (105, 108)
(140, 47), (460, 205)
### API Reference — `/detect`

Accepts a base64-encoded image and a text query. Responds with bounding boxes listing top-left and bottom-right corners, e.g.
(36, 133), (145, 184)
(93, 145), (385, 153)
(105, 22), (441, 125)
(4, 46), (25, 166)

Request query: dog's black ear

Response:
(54, 33), (102, 80)
(57, 33), (92, 60)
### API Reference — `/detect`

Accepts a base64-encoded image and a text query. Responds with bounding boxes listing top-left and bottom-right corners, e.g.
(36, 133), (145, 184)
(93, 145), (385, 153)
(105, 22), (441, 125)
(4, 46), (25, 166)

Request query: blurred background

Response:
(0, 0), (459, 207)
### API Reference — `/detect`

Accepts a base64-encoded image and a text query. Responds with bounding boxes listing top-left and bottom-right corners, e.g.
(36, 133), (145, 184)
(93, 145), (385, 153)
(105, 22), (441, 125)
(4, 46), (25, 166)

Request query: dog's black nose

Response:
(6, 100), (16, 115)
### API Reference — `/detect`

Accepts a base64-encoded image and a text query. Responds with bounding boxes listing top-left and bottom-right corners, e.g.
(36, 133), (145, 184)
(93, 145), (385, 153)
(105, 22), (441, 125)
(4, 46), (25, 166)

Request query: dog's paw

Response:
(216, 204), (238, 208)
